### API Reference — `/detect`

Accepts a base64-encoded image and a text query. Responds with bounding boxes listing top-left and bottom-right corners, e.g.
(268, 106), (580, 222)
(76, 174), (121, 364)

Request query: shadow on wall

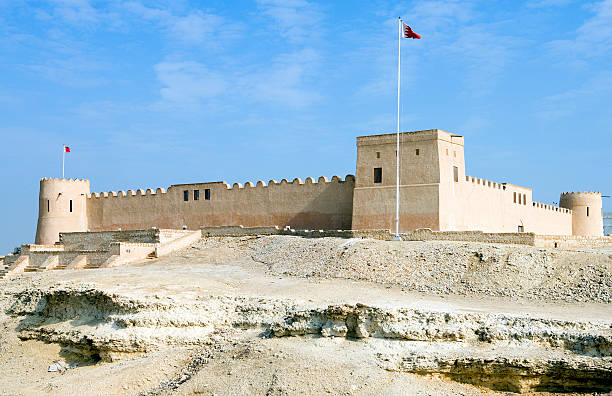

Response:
(287, 176), (354, 230)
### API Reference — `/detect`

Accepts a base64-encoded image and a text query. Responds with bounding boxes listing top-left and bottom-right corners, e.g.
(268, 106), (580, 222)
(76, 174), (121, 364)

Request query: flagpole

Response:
(62, 145), (65, 179)
(393, 17), (402, 241)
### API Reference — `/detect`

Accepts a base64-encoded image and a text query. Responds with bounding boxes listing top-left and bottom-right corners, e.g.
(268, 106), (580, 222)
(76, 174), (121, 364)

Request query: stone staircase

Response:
(0, 228), (202, 280)
(0, 258), (7, 280)
(0, 255), (30, 280)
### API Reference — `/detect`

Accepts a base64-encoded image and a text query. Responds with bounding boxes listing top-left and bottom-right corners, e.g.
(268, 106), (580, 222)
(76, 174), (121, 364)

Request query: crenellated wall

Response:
(451, 175), (572, 235)
(33, 130), (602, 242)
(86, 175), (355, 232)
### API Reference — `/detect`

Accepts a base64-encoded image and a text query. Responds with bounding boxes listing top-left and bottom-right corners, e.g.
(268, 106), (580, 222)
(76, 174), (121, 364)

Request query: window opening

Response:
(415, 148), (420, 156)
(513, 192), (517, 203)
(373, 168), (382, 184)
(183, 190), (189, 201)
(205, 189), (211, 200)
(523, 194), (527, 205)
(453, 166), (458, 183)
(376, 152), (380, 159)
(194, 190), (199, 200)
(47, 200), (49, 212)
(69, 200), (72, 213)
(587, 207), (589, 217)
(518, 225), (524, 233)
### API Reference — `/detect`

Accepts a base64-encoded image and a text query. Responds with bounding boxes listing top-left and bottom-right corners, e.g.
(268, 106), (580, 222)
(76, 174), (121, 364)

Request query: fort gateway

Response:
(35, 129), (603, 245)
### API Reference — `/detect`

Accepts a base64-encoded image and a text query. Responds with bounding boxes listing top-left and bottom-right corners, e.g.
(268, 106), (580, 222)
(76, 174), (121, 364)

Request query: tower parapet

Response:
(35, 178), (90, 245)
(559, 191), (603, 236)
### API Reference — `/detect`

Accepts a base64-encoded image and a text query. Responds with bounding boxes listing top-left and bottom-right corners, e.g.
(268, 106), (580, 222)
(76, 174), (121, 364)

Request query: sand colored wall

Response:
(560, 192), (603, 236)
(86, 176), (355, 232)
(353, 129), (573, 235)
(35, 178), (90, 245)
(452, 177), (572, 235)
(352, 130), (450, 231)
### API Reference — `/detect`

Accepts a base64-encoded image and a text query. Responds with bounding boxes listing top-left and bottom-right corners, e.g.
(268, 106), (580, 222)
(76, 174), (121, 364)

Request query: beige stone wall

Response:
(452, 176), (572, 235)
(560, 192), (603, 236)
(352, 130), (450, 231)
(86, 176), (355, 232)
(534, 234), (612, 248)
(59, 229), (159, 251)
(352, 129), (573, 236)
(35, 178), (90, 245)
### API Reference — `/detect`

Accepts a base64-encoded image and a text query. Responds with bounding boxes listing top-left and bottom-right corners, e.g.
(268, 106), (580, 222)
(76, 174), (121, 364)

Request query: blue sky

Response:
(0, 0), (611, 253)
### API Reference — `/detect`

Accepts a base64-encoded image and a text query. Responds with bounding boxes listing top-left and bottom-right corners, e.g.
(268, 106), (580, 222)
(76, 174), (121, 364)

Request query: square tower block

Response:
(351, 129), (465, 232)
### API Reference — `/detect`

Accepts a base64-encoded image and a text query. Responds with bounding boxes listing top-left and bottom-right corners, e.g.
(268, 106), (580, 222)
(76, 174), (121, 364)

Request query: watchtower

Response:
(559, 191), (603, 236)
(351, 129), (465, 232)
(35, 178), (90, 245)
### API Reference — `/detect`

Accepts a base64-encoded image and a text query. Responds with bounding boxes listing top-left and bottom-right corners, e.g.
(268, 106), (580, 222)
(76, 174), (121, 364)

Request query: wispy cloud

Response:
(28, 57), (110, 87)
(547, 0), (612, 61)
(123, 1), (239, 45)
(255, 0), (324, 43)
(538, 70), (612, 118)
(154, 61), (228, 104)
(526, 0), (573, 7)
(152, 49), (321, 109)
(441, 23), (516, 96)
(244, 49), (321, 107)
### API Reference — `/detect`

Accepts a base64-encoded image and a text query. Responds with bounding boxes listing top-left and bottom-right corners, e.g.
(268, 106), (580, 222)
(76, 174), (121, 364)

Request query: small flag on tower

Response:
(64, 146), (70, 153)
(402, 22), (421, 39)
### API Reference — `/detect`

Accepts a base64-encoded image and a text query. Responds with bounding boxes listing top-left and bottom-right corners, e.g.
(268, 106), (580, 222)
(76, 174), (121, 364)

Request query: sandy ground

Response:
(0, 236), (610, 395)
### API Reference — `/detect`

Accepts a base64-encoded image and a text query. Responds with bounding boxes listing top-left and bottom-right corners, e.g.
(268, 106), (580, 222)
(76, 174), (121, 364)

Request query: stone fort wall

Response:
(85, 175), (355, 233)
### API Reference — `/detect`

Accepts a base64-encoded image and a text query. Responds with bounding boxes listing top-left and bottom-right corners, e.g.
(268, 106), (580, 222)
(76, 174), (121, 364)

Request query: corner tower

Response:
(559, 191), (603, 236)
(35, 178), (90, 245)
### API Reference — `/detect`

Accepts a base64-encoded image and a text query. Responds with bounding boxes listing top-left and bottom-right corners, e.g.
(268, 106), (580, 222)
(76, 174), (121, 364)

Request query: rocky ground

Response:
(0, 236), (610, 395)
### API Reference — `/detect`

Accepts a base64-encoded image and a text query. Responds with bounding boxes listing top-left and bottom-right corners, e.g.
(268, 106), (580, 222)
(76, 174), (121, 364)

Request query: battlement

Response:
(87, 175), (356, 200)
(357, 129), (463, 145)
(464, 175), (506, 190)
(89, 188), (167, 199)
(225, 175), (355, 190)
(532, 201), (572, 214)
(40, 177), (90, 185)
(560, 191), (601, 196)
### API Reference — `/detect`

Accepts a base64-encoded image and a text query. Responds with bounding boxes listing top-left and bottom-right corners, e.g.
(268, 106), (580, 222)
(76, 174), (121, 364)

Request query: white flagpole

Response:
(393, 17), (402, 241)
(62, 145), (65, 179)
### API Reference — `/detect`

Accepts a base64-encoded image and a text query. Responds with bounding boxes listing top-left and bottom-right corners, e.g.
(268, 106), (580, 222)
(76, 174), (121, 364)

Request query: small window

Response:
(453, 166), (458, 183)
(373, 168), (382, 184)
(69, 199), (72, 213)
(513, 192), (517, 203)
(194, 190), (199, 200)
(47, 199), (49, 212)
(415, 148), (420, 156)
(205, 188), (211, 200)
(376, 152), (380, 159)
(523, 194), (527, 205)
(446, 148), (449, 155)
(518, 225), (524, 233)
(183, 190), (189, 201)
(587, 207), (589, 217)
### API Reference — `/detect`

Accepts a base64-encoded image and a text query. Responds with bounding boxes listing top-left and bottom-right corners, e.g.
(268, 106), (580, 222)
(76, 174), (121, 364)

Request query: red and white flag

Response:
(64, 146), (70, 153)
(402, 22), (421, 39)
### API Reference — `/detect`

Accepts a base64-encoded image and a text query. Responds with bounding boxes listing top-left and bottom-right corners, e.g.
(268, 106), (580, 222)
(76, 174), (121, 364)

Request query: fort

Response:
(34, 129), (604, 246)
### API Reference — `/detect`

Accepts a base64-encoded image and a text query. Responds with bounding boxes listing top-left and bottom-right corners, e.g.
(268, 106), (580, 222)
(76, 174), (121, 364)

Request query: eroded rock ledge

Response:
(6, 285), (612, 393)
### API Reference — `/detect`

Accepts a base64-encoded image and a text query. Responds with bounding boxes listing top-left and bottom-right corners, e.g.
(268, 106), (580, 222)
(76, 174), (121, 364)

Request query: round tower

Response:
(559, 191), (603, 237)
(35, 178), (90, 245)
